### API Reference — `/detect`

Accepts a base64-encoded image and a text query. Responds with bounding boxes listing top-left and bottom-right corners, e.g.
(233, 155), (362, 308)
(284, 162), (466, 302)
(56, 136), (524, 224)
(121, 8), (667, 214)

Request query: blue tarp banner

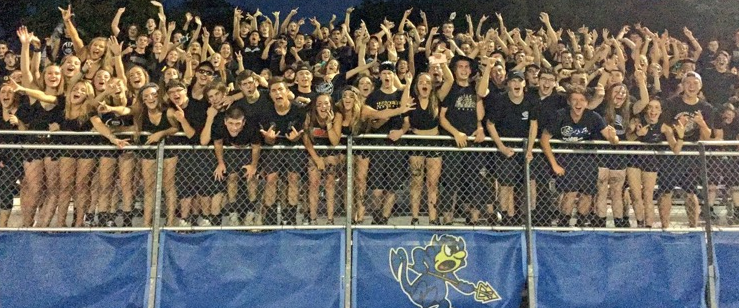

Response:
(534, 231), (706, 308)
(0, 231), (151, 308)
(353, 230), (526, 308)
(157, 230), (344, 308)
(714, 232), (739, 307)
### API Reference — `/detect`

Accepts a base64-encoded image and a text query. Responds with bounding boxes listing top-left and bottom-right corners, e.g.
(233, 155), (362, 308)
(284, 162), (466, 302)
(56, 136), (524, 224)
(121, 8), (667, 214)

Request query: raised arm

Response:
(9, 80), (58, 103)
(111, 7), (126, 37)
(683, 27), (702, 61)
(59, 5), (85, 55)
(632, 70), (650, 114)
(476, 15), (489, 41)
(539, 12), (559, 52)
(436, 60), (455, 101)
(280, 8), (298, 34)
(17, 27), (34, 87)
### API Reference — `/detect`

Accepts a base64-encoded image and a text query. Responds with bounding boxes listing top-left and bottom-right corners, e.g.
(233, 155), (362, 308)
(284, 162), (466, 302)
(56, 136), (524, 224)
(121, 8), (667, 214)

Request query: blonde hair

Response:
(64, 80), (95, 123)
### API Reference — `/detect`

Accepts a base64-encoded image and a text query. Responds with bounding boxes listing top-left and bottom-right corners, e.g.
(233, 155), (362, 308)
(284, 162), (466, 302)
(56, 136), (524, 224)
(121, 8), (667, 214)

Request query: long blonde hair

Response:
(64, 80), (95, 124)
(337, 86), (365, 135)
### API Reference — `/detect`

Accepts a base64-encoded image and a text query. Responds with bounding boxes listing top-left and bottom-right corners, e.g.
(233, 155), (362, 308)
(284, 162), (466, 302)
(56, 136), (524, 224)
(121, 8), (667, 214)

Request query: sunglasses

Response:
(198, 69), (214, 76)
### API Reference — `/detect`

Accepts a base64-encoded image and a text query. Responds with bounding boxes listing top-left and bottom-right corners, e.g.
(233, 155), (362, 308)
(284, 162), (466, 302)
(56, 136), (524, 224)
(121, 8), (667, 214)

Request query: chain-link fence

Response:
(1, 131), (737, 230)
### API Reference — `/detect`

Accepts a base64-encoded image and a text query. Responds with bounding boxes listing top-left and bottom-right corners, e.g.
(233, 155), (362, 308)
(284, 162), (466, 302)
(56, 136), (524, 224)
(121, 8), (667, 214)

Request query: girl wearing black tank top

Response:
(330, 86), (413, 223)
(405, 73), (442, 225)
(58, 81), (127, 227)
(18, 26), (67, 227)
(594, 83), (633, 227)
(0, 83), (26, 227)
(304, 94), (340, 224)
(135, 84), (180, 226)
(626, 98), (684, 228)
(94, 78), (136, 227)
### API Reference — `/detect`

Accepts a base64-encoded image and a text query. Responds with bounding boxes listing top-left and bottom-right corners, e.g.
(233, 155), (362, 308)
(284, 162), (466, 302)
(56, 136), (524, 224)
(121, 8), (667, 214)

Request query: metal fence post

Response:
(147, 139), (166, 308)
(344, 136), (354, 308)
(698, 143), (717, 308)
(523, 139), (536, 308)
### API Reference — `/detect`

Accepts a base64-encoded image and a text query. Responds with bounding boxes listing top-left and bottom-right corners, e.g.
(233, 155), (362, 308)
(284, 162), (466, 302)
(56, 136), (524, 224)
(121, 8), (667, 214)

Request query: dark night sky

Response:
(162, 0), (363, 21)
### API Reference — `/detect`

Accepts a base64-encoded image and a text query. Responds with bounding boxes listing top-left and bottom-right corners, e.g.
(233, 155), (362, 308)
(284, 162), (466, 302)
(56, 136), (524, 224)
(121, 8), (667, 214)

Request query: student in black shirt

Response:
(202, 93), (261, 226)
(303, 94), (339, 225)
(364, 62), (409, 225)
(134, 83), (179, 227)
(94, 77), (137, 227)
(625, 98), (685, 228)
(167, 79), (211, 227)
(259, 78), (307, 225)
(540, 85), (619, 227)
(661, 71), (714, 227)
(485, 71), (540, 225)
(405, 72), (444, 225)
(0, 82), (26, 227)
(438, 55), (488, 225)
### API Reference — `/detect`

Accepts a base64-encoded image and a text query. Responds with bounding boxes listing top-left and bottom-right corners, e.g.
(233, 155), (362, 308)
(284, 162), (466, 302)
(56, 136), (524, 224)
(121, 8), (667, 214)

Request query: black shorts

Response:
(530, 154), (552, 183)
(629, 155), (661, 173)
(175, 150), (224, 198)
(656, 155), (700, 194)
(366, 140), (407, 191)
(441, 151), (492, 209)
(406, 138), (443, 158)
(492, 152), (526, 186)
(0, 159), (22, 210)
(260, 146), (305, 175)
(224, 148), (251, 175)
(555, 153), (598, 195)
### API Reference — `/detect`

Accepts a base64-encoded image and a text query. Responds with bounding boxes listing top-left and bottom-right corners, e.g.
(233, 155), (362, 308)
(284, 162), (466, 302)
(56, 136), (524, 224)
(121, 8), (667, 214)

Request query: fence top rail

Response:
(0, 227), (152, 232)
(160, 225), (346, 231)
(0, 130), (705, 146)
(532, 227), (706, 233)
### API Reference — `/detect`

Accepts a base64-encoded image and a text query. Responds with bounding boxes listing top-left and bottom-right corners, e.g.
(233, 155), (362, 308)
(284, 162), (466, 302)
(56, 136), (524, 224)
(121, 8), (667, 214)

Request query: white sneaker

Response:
(200, 219), (212, 227)
(228, 213), (240, 226)
(178, 219), (191, 227)
(244, 211), (256, 226)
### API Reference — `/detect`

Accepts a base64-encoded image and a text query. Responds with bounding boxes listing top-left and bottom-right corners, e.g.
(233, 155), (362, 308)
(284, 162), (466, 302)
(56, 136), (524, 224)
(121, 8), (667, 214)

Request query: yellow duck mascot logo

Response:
(389, 234), (500, 308)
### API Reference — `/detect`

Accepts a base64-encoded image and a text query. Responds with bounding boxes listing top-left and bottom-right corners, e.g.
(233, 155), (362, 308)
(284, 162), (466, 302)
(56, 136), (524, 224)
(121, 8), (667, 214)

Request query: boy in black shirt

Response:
(259, 78), (306, 225)
(364, 62), (408, 224)
(540, 85), (619, 227)
(204, 104), (262, 226)
(485, 71), (540, 225)
(167, 79), (214, 226)
(660, 72), (714, 227)
(438, 55), (488, 225)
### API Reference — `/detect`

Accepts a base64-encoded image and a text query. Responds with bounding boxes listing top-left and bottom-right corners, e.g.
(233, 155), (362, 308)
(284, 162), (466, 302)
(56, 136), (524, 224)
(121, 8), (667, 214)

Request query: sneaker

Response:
(199, 219), (212, 227)
(302, 216), (311, 226)
(244, 211), (256, 226)
(104, 220), (116, 228)
(410, 218), (419, 225)
(228, 213), (240, 226)
(178, 219), (191, 227)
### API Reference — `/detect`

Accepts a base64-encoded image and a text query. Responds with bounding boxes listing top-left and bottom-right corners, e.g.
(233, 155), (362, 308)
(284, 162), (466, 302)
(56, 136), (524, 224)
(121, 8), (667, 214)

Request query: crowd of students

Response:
(0, 2), (738, 229)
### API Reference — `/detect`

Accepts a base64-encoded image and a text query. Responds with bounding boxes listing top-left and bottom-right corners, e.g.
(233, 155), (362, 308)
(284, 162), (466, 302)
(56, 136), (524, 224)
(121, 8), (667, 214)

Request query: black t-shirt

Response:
(546, 108), (607, 142)
(212, 117), (261, 146)
(700, 68), (737, 108)
(289, 85), (319, 114)
(124, 49), (154, 72)
(27, 96), (66, 143)
(441, 82), (479, 135)
(637, 117), (668, 144)
(172, 98), (209, 145)
(242, 43), (265, 72)
(0, 111), (23, 163)
(58, 38), (75, 60)
(536, 92), (569, 136)
(717, 118), (739, 141)
(485, 92), (540, 138)
(408, 98), (439, 131)
(593, 103), (630, 140)
(259, 103), (306, 145)
(663, 97), (715, 142)
(365, 89), (403, 134)
(231, 89), (271, 122)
